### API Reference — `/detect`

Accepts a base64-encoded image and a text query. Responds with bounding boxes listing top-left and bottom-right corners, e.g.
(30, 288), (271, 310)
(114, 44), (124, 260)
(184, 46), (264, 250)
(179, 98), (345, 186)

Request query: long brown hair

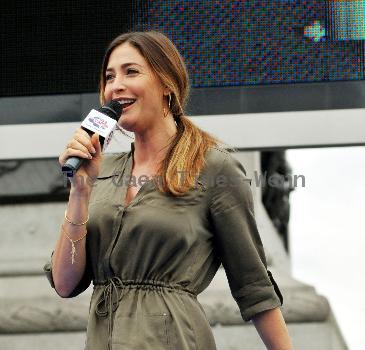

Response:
(99, 31), (222, 195)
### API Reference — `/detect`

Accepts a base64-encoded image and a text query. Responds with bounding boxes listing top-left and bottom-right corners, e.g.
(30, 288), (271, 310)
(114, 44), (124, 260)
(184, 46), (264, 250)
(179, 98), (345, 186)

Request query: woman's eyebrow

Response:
(106, 63), (142, 72)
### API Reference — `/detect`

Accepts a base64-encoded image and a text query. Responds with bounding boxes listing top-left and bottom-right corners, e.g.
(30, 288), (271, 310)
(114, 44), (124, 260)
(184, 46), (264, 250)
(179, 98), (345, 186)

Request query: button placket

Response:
(102, 154), (132, 278)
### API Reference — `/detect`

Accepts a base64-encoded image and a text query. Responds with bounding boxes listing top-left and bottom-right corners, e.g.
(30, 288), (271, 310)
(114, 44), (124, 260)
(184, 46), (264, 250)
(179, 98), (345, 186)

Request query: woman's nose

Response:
(111, 76), (127, 92)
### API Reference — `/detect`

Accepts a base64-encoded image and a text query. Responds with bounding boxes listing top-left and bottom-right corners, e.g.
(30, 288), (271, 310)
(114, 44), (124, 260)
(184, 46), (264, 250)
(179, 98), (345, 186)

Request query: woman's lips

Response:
(122, 101), (135, 113)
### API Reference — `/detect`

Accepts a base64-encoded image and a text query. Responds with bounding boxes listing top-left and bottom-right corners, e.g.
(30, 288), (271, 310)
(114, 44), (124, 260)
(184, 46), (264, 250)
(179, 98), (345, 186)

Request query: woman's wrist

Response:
(68, 173), (95, 195)
(69, 184), (92, 199)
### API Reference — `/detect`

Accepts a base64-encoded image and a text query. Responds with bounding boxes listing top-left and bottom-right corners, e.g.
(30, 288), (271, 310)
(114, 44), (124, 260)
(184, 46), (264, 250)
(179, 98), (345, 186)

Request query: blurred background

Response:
(288, 146), (365, 350)
(1, 1), (364, 349)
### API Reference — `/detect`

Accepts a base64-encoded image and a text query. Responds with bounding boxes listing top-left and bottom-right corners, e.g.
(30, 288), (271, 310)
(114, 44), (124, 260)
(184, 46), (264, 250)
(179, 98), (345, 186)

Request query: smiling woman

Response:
(104, 43), (167, 133)
(45, 30), (292, 350)
(97, 31), (222, 197)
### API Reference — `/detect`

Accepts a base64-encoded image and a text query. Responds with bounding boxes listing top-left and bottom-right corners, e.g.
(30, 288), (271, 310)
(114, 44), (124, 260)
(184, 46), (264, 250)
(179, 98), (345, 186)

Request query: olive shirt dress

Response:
(44, 142), (283, 350)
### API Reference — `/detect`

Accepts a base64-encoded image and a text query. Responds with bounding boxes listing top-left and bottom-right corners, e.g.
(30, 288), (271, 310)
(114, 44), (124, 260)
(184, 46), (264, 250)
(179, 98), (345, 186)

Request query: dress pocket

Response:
(112, 312), (173, 350)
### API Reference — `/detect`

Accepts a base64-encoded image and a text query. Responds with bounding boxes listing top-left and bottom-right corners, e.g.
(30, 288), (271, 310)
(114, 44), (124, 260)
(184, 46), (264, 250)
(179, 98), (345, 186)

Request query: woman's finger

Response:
(59, 148), (92, 166)
(65, 138), (93, 157)
(74, 129), (96, 153)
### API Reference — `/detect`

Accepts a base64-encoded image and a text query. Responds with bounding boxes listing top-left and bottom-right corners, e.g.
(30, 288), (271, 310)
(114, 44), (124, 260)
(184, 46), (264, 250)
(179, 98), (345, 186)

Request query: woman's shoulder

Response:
(199, 147), (252, 199)
(204, 146), (246, 176)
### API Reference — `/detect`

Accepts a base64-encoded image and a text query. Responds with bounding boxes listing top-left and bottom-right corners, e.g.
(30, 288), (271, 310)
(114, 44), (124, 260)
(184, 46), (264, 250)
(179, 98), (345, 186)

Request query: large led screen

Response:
(144, 0), (365, 87)
(1, 1), (364, 97)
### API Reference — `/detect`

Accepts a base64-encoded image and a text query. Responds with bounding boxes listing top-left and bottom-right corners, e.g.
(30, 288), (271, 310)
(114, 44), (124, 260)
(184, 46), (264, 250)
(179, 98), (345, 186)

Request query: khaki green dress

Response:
(45, 143), (283, 350)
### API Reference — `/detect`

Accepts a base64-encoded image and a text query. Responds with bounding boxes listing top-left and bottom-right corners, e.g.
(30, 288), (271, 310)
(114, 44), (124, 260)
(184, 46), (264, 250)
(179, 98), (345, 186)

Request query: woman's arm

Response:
(252, 307), (293, 350)
(52, 130), (101, 297)
(208, 152), (290, 347)
(52, 188), (91, 297)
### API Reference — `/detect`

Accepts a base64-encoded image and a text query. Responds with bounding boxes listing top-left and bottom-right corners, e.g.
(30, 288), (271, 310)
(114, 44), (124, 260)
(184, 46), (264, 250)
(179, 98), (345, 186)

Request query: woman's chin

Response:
(118, 118), (137, 132)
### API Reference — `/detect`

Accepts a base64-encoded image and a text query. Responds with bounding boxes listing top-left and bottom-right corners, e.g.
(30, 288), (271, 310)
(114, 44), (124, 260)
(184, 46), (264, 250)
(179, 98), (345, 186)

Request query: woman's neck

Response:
(132, 123), (177, 168)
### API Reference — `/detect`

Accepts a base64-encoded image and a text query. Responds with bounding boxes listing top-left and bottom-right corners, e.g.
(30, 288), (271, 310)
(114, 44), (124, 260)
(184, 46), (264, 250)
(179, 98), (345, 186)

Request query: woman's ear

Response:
(163, 87), (171, 96)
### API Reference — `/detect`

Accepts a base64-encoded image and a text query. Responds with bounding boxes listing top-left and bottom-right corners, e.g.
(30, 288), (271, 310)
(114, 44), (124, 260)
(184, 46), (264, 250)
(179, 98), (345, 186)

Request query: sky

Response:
(287, 146), (365, 350)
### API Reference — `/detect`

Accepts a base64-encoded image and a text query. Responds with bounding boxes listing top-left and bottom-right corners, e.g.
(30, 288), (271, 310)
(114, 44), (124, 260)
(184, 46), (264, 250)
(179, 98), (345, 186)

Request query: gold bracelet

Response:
(64, 210), (89, 226)
(61, 224), (87, 264)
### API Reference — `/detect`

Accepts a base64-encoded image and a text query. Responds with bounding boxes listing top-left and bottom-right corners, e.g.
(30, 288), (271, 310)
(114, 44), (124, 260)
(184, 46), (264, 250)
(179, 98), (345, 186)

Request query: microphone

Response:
(62, 100), (122, 177)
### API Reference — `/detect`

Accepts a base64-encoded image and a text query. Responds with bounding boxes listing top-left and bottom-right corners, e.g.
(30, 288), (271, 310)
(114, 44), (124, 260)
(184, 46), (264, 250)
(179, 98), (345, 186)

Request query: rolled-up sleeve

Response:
(43, 249), (92, 298)
(209, 153), (283, 321)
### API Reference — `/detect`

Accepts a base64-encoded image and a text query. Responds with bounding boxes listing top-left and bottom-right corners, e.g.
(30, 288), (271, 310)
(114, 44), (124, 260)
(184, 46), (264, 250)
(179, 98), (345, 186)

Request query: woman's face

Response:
(103, 42), (167, 133)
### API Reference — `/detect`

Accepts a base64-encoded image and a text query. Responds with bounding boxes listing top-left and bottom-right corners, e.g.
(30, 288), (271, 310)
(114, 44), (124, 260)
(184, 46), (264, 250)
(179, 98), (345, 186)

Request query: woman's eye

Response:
(105, 74), (114, 81)
(127, 68), (138, 75)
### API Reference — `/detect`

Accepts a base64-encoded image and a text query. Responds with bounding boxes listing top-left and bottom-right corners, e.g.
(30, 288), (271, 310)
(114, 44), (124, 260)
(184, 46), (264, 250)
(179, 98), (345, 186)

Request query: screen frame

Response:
(1, 80), (365, 159)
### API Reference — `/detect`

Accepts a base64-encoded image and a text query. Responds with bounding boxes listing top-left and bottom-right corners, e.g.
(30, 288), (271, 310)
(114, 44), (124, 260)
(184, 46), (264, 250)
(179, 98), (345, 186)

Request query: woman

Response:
(45, 31), (292, 350)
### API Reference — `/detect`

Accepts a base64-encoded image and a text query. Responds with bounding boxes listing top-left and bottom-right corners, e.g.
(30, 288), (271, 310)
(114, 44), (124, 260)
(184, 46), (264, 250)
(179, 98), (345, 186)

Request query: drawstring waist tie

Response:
(94, 278), (196, 350)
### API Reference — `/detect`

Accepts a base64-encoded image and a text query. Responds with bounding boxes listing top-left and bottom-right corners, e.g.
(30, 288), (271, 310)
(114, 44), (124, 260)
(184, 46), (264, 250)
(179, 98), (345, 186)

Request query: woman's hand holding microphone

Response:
(59, 129), (102, 195)
(58, 100), (122, 196)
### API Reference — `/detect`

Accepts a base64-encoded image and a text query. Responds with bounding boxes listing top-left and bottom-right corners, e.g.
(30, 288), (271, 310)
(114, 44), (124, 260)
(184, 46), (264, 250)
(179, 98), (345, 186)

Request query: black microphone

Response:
(62, 100), (122, 177)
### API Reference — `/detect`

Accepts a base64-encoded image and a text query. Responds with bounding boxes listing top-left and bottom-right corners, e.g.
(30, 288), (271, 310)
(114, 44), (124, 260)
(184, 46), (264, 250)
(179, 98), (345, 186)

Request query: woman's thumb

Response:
(91, 133), (102, 157)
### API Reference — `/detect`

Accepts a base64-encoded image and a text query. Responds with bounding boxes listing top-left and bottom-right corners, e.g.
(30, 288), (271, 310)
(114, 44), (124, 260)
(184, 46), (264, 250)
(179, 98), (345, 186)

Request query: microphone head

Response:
(99, 100), (123, 120)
